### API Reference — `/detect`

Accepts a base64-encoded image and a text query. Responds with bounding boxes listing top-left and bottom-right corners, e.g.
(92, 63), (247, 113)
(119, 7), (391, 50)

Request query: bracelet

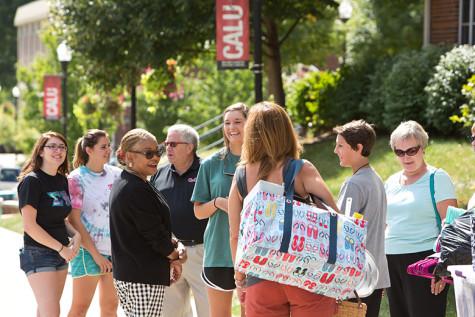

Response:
(57, 245), (64, 253)
(213, 197), (218, 209)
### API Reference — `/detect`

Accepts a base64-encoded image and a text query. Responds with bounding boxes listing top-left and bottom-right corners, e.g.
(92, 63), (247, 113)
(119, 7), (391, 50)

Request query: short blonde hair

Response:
(241, 101), (302, 180)
(116, 128), (157, 166)
(389, 120), (429, 150)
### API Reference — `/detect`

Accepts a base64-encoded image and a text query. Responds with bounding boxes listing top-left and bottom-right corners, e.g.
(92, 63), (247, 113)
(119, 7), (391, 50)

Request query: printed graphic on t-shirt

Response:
(47, 191), (71, 207)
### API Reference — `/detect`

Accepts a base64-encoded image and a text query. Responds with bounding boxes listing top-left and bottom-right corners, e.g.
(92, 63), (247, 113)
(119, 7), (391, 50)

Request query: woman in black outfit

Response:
(18, 131), (81, 317)
(109, 128), (183, 317)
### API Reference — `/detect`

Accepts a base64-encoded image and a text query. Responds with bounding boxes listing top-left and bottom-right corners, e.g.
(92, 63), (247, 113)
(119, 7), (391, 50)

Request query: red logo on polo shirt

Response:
(188, 177), (196, 183)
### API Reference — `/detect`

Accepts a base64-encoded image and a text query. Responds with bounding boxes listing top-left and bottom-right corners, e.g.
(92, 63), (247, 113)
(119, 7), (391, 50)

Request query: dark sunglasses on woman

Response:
(467, 135), (475, 143)
(130, 144), (165, 159)
(394, 145), (421, 157)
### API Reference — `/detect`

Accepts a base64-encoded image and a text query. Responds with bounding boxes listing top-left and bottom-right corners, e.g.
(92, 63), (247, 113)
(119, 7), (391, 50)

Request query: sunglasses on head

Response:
(164, 141), (189, 148)
(394, 145), (421, 157)
(130, 144), (165, 159)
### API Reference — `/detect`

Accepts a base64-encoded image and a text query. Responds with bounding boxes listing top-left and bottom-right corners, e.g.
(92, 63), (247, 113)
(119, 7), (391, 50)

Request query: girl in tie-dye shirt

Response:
(67, 129), (121, 316)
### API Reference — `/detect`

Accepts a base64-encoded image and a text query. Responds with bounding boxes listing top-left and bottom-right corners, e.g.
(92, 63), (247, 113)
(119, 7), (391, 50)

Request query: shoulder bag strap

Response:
(279, 159), (304, 253)
(430, 169), (442, 232)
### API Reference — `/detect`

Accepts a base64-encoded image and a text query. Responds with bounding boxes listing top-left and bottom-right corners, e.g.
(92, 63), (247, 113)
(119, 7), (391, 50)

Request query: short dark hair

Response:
(333, 120), (376, 157)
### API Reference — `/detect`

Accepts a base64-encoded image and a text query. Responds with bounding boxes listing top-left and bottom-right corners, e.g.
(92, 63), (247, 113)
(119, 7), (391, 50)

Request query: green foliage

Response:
(361, 46), (447, 131)
(52, 0), (214, 90)
(176, 55), (254, 144)
(73, 87), (123, 136)
(450, 74), (475, 127)
(0, 101), (17, 151)
(287, 71), (339, 132)
(426, 45), (475, 135)
(0, 0), (31, 89)
(323, 59), (376, 126)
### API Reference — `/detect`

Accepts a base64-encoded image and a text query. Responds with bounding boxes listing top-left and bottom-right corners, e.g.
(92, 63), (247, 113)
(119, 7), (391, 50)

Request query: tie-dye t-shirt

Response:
(68, 164), (121, 255)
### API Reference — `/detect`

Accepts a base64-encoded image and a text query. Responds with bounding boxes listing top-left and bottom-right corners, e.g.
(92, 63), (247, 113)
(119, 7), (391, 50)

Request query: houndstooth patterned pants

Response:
(114, 279), (166, 317)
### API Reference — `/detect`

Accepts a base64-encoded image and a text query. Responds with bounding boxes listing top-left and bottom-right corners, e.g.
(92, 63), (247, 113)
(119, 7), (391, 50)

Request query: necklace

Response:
(354, 163), (370, 175)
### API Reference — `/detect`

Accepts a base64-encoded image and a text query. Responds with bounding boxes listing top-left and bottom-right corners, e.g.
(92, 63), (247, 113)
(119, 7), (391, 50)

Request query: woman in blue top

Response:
(192, 102), (248, 317)
(385, 120), (457, 317)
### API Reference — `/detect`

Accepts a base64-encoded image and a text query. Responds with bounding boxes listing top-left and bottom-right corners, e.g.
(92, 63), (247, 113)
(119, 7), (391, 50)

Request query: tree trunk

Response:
(263, 17), (286, 108)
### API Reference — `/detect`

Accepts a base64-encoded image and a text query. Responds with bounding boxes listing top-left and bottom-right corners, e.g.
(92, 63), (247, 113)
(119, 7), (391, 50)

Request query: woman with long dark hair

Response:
(18, 131), (80, 317)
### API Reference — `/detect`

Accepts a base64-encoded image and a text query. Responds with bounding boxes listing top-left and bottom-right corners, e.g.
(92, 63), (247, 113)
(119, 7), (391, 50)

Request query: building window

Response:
(460, 0), (475, 44)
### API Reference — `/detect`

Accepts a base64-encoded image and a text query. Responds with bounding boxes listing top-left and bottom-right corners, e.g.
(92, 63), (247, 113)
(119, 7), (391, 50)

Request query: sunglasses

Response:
(468, 135), (475, 142)
(164, 141), (189, 148)
(130, 145), (165, 159)
(394, 145), (421, 157)
(43, 144), (67, 151)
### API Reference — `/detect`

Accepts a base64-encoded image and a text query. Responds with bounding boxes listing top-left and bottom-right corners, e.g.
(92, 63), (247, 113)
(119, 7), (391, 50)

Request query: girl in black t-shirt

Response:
(18, 131), (81, 317)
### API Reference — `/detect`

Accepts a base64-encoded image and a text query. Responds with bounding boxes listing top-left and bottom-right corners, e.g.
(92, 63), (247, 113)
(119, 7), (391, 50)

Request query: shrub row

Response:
(288, 45), (475, 136)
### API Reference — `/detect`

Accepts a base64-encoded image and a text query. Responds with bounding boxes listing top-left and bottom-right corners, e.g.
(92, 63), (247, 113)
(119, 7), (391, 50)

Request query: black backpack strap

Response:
(235, 166), (248, 198)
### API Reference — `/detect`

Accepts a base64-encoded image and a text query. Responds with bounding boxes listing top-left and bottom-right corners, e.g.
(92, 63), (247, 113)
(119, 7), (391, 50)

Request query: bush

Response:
(425, 45), (475, 135)
(381, 46), (446, 131)
(287, 71), (339, 133)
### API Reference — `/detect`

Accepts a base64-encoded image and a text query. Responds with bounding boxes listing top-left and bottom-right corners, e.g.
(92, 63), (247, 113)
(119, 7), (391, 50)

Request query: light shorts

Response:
(70, 247), (112, 278)
(19, 245), (68, 276)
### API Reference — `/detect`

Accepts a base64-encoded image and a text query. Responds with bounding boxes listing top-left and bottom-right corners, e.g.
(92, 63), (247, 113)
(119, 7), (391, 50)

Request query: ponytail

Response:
(72, 137), (88, 168)
(72, 129), (108, 169)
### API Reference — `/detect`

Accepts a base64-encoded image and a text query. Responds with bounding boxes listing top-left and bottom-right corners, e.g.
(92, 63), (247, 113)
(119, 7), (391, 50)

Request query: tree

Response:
(53, 0), (338, 109)
(52, 1), (214, 93)
(0, 0), (31, 90)
(260, 1), (337, 106)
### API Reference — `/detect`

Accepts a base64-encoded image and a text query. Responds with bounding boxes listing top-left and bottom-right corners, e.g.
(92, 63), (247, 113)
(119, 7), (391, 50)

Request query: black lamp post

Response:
(11, 86), (20, 131)
(56, 41), (72, 140)
(252, 0), (263, 104)
(338, 0), (353, 65)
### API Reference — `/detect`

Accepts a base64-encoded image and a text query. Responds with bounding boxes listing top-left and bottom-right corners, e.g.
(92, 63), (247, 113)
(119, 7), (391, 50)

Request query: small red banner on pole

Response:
(43, 75), (62, 120)
(216, 0), (249, 69)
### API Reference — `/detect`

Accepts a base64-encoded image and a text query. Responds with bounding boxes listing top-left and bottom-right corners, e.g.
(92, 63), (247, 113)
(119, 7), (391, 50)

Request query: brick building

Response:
(424, 0), (475, 45)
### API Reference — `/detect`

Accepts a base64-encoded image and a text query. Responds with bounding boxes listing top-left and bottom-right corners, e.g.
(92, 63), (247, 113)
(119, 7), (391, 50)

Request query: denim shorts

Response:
(70, 247), (112, 278)
(19, 245), (68, 276)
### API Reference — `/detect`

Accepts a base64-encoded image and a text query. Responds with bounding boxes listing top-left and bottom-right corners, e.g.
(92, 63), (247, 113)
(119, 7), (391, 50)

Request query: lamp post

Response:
(56, 41), (72, 140)
(252, 0), (263, 104)
(11, 86), (20, 131)
(338, 0), (353, 65)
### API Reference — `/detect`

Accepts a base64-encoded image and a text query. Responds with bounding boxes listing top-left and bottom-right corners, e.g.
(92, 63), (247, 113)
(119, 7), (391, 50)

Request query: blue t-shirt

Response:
(385, 167), (456, 254)
(190, 149), (240, 267)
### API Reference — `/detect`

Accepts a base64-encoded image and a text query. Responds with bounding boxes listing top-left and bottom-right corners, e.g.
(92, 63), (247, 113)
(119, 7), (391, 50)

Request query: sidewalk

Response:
(0, 227), (125, 316)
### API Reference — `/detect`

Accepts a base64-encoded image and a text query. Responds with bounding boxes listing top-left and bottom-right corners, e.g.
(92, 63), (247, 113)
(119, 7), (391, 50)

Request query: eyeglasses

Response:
(43, 144), (67, 151)
(468, 135), (475, 143)
(164, 141), (189, 148)
(394, 145), (421, 157)
(130, 145), (165, 159)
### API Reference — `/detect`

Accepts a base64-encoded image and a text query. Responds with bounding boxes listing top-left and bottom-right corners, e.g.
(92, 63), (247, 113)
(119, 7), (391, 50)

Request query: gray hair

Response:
(168, 124), (199, 152)
(389, 120), (429, 150)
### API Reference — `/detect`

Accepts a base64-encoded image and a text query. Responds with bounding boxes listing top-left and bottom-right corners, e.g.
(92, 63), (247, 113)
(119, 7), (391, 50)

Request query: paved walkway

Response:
(0, 227), (125, 316)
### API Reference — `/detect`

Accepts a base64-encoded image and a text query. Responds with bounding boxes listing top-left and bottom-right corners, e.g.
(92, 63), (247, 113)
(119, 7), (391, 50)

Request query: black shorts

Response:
(201, 267), (235, 291)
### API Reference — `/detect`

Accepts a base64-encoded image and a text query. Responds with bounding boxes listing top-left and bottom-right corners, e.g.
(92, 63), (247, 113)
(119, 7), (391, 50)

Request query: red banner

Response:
(216, 0), (249, 69)
(43, 75), (62, 120)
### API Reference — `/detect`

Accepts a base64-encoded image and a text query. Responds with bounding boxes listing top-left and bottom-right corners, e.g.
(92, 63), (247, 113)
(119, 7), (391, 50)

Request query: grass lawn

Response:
(1, 137), (471, 316)
(0, 213), (22, 234)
